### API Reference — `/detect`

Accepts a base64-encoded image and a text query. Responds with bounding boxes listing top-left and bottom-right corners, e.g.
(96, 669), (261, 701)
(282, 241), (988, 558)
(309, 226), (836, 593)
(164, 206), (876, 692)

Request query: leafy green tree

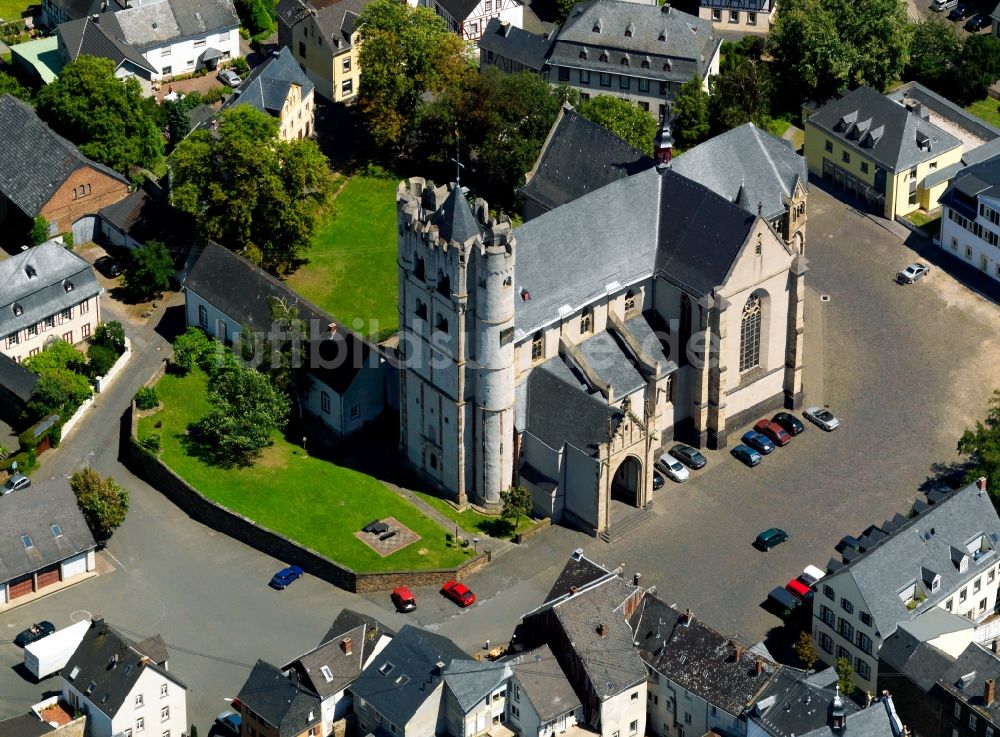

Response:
(171, 327), (214, 375)
(794, 631), (819, 669)
(710, 55), (773, 133)
(835, 657), (856, 696)
(193, 364), (290, 466)
(87, 344), (119, 378)
(500, 485), (533, 530)
(93, 321), (127, 355)
(29, 215), (50, 245)
(164, 99), (193, 149)
(70, 467), (129, 541)
(28, 368), (92, 420)
(357, 0), (468, 150)
(0, 70), (31, 102)
(124, 240), (173, 300)
(958, 389), (1000, 499)
(950, 35), (1000, 105)
(578, 95), (658, 153)
(906, 18), (963, 93)
(36, 56), (164, 174)
(171, 107), (334, 272)
(672, 78), (711, 148)
(23, 340), (87, 375)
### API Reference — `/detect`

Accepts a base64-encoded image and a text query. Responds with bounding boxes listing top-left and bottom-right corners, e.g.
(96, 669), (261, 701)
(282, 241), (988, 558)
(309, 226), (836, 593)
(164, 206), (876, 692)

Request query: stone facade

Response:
(39, 164), (130, 235)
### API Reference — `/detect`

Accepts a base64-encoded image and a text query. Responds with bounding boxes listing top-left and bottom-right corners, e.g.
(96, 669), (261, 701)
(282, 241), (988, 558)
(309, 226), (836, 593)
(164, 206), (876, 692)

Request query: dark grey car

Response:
(669, 443), (708, 469)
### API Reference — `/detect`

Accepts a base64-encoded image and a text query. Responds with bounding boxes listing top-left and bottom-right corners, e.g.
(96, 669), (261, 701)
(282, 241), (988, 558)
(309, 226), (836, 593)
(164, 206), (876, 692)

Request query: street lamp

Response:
(473, 537), (479, 553)
(302, 436), (307, 457)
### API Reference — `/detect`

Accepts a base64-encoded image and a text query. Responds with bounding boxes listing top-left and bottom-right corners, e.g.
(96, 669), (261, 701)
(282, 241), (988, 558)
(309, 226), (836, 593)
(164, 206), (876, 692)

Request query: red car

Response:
(441, 580), (476, 607)
(754, 419), (791, 447)
(786, 578), (813, 601)
(391, 585), (417, 612)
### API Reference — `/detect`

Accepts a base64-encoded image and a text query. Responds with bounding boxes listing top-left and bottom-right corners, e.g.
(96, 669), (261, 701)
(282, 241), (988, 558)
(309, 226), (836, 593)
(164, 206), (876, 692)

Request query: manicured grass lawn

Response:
(0, 0), (28, 22)
(767, 117), (792, 138)
(138, 369), (470, 572)
(413, 489), (538, 540)
(967, 98), (1000, 129)
(286, 175), (399, 340)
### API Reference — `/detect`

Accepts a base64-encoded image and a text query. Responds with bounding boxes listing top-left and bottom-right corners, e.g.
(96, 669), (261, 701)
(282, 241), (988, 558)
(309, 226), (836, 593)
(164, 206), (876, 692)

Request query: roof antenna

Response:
(450, 130), (464, 187)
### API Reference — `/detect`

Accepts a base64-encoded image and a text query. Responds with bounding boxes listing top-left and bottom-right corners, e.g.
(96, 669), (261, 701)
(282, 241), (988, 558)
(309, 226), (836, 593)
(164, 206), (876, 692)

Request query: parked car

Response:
(932, 0), (958, 11)
(741, 430), (775, 455)
(731, 444), (762, 467)
(391, 585), (417, 612)
(655, 455), (689, 483)
(269, 565), (303, 589)
(800, 564), (826, 586)
(441, 580), (476, 607)
(668, 443), (707, 470)
(217, 68), (242, 87)
(772, 412), (805, 436)
(14, 621), (55, 647)
(803, 406), (840, 431)
(897, 262), (930, 284)
(2, 473), (30, 494)
(215, 711), (241, 736)
(652, 470), (665, 490)
(785, 578), (813, 600)
(948, 2), (973, 19)
(93, 255), (121, 278)
(754, 419), (791, 447)
(755, 528), (789, 551)
(967, 13), (991, 30)
(768, 586), (801, 611)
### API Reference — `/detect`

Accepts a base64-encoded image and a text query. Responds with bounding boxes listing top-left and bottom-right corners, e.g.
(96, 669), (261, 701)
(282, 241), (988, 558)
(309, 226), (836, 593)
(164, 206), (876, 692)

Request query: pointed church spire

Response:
(733, 180), (750, 211)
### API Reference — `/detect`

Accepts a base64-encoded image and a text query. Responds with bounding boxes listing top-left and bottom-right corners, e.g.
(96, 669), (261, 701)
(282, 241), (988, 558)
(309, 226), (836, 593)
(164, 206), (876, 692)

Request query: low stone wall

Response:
(62, 338), (133, 440)
(354, 553), (488, 593)
(514, 517), (551, 544)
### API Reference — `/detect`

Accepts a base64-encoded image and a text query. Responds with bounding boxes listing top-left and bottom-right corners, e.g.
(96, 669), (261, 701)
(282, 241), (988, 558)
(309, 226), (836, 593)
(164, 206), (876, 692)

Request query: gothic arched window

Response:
(739, 294), (763, 373)
(531, 332), (544, 362)
(624, 290), (637, 315)
(580, 309), (593, 334)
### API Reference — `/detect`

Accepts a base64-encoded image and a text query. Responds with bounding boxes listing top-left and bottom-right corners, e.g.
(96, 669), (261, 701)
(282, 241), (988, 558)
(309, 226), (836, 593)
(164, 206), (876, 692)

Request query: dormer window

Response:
(621, 56), (629, 66)
(625, 23), (634, 36)
(663, 60), (671, 71)
(378, 662), (395, 676)
(63, 280), (74, 292)
(658, 29), (667, 41)
(641, 57), (650, 69)
(12, 303), (22, 316)
(600, 51), (609, 62)
(592, 18), (602, 32)
(25, 265), (36, 278)
(580, 48), (588, 59)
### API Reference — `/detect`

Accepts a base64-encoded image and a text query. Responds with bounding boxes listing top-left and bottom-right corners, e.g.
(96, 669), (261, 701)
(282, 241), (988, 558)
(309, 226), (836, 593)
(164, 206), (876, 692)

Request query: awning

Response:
(200, 47), (224, 61)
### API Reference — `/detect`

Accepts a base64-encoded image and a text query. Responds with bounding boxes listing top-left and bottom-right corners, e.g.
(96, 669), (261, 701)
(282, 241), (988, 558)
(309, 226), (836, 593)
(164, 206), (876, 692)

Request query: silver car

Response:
(655, 455), (689, 483)
(897, 262), (930, 284)
(803, 406), (840, 431)
(2, 473), (30, 495)
(217, 69), (242, 87)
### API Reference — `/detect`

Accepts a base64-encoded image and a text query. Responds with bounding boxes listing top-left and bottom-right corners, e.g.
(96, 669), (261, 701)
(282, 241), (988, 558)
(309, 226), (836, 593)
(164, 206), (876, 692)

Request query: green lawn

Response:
(286, 175), (399, 340)
(138, 369), (470, 572)
(0, 0), (27, 22)
(413, 489), (538, 539)
(767, 117), (792, 138)
(967, 98), (1000, 129)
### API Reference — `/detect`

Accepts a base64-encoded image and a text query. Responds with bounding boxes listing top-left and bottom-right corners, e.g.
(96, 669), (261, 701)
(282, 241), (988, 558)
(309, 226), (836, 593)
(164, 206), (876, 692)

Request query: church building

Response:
(396, 148), (806, 537)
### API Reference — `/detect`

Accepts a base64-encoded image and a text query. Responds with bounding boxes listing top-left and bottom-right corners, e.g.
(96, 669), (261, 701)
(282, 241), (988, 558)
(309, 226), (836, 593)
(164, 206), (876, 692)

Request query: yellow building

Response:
(804, 86), (963, 219)
(220, 47), (315, 140)
(276, 0), (368, 103)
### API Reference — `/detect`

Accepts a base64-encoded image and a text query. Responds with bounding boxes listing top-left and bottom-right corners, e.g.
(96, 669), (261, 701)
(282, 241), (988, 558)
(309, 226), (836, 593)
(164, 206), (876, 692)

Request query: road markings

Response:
(104, 548), (129, 573)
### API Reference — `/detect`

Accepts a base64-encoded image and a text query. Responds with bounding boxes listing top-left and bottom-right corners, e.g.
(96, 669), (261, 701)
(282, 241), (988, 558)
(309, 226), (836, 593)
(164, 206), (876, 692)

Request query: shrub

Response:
(229, 57), (250, 75)
(30, 216), (49, 245)
(202, 85), (230, 105)
(70, 467), (129, 540)
(134, 386), (159, 410)
(28, 368), (92, 421)
(62, 231), (74, 247)
(171, 327), (213, 374)
(140, 433), (161, 453)
(23, 340), (87, 375)
(93, 321), (127, 355)
(87, 343), (119, 378)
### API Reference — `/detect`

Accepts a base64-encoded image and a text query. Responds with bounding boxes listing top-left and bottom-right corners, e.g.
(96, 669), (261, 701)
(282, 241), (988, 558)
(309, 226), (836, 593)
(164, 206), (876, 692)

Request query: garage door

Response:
(61, 553), (88, 579)
(7, 574), (33, 599)
(72, 216), (97, 245)
(36, 565), (60, 589)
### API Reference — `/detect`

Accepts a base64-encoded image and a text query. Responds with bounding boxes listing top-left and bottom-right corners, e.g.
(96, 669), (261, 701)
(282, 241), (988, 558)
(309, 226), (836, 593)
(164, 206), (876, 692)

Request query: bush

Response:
(30, 216), (49, 245)
(70, 467), (129, 541)
(229, 57), (250, 75)
(134, 386), (160, 410)
(28, 368), (92, 421)
(23, 340), (87, 375)
(202, 85), (230, 105)
(0, 449), (37, 475)
(87, 343), (119, 379)
(93, 321), (127, 355)
(140, 433), (161, 453)
(63, 231), (74, 247)
(171, 327), (214, 375)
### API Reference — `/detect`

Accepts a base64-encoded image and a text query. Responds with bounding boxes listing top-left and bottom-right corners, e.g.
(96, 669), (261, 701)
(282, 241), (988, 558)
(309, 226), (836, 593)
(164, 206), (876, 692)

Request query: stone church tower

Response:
(396, 178), (516, 509)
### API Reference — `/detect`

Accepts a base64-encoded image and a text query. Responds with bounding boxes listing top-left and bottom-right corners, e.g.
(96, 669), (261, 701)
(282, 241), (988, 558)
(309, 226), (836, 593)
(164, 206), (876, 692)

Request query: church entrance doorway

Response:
(611, 455), (642, 507)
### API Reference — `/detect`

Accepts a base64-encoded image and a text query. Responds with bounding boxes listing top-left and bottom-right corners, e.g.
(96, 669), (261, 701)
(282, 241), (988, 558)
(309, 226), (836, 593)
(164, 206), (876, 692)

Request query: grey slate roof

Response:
(478, 17), (554, 72)
(937, 642), (1000, 722)
(321, 608), (397, 645)
(520, 103), (654, 214)
(797, 695), (901, 737)
(431, 185), (481, 245)
(221, 46), (314, 118)
(576, 329), (646, 397)
(64, 620), (184, 718)
(544, 551), (615, 603)
(885, 81), (1000, 144)
(0, 353), (39, 404)
(547, 0), (720, 84)
(629, 594), (777, 716)
(0, 242), (101, 338)
(57, 16), (157, 74)
(508, 645), (581, 722)
(101, 0), (239, 51)
(278, 0), (369, 49)
(940, 155), (1000, 218)
(435, 0), (479, 22)
(879, 629), (954, 692)
(98, 180), (178, 246)
(807, 86), (962, 173)
(0, 714), (54, 737)
(349, 625), (468, 727)
(443, 659), (512, 712)
(821, 481), (1000, 641)
(46, 0), (127, 22)
(0, 94), (129, 218)
(238, 660), (321, 733)
(671, 122), (807, 221)
(749, 667), (862, 737)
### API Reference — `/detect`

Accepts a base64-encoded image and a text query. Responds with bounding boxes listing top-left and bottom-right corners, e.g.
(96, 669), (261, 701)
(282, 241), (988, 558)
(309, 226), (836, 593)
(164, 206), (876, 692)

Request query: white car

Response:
(655, 455), (689, 483)
(897, 262), (930, 284)
(803, 406), (840, 431)
(217, 69), (242, 87)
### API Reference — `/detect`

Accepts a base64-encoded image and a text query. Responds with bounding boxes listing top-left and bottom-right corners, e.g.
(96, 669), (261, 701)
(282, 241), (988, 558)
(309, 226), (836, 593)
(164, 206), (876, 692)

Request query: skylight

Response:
(51, 525), (63, 538)
(22, 535), (33, 550)
(320, 665), (333, 683)
(378, 662), (395, 676)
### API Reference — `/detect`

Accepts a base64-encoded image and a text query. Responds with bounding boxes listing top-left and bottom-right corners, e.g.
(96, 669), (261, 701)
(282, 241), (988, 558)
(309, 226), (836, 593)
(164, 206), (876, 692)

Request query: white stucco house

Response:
(939, 155), (1000, 283)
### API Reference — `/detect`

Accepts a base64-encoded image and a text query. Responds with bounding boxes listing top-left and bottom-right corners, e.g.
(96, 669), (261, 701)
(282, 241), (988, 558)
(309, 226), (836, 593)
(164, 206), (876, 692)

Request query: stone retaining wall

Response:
(514, 517), (551, 544)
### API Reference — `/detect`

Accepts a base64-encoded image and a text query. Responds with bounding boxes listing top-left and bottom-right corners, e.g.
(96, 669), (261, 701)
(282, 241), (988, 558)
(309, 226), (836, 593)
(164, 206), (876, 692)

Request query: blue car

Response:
(215, 711), (241, 736)
(731, 444), (762, 467)
(741, 430), (775, 455)
(269, 565), (303, 589)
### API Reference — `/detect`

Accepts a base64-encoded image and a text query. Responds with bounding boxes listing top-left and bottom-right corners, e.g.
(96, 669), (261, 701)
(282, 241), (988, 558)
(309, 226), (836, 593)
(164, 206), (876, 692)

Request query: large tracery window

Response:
(531, 332), (544, 362)
(739, 294), (762, 372)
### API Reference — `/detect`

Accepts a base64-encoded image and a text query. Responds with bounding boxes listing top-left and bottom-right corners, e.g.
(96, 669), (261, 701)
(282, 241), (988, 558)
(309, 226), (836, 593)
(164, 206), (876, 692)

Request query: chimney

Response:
(684, 608), (693, 626)
(986, 678), (996, 707)
(735, 647), (742, 662)
(633, 572), (642, 586)
(992, 639), (999, 654)
(341, 637), (352, 655)
(755, 660), (764, 675)
(977, 477), (987, 493)
(597, 623), (608, 638)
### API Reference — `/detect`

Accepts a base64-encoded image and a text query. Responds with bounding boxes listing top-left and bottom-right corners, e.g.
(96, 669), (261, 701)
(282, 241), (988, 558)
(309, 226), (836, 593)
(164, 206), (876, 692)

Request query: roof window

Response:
(25, 265), (36, 278)
(320, 665), (334, 682)
(22, 534), (33, 550)
(51, 524), (63, 538)
(378, 661), (395, 676)
(12, 303), (22, 316)
(63, 279), (74, 292)
(592, 17), (602, 32)
(625, 22), (634, 36)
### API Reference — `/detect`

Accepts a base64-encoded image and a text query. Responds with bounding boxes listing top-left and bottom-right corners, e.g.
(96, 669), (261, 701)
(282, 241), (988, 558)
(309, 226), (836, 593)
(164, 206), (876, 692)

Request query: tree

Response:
(794, 631), (819, 669)
(672, 78), (711, 148)
(835, 657), (856, 696)
(171, 107), (334, 272)
(950, 35), (1000, 106)
(124, 240), (173, 300)
(23, 340), (87, 375)
(578, 95), (658, 153)
(357, 0), (468, 150)
(30, 216), (50, 246)
(171, 327), (215, 375)
(0, 70), (31, 102)
(93, 321), (127, 355)
(957, 389), (1000, 499)
(70, 467), (129, 541)
(905, 19), (963, 93)
(28, 368), (93, 420)
(500, 486), (533, 530)
(193, 364), (291, 466)
(710, 56), (773, 133)
(86, 343), (119, 378)
(36, 56), (164, 174)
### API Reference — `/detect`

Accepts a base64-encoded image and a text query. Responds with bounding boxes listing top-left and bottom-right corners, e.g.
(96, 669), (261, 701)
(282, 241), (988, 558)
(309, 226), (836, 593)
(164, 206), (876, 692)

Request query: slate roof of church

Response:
(671, 122), (806, 221)
(478, 17), (554, 71)
(431, 186), (481, 244)
(221, 46), (313, 117)
(524, 363), (622, 457)
(520, 103), (654, 214)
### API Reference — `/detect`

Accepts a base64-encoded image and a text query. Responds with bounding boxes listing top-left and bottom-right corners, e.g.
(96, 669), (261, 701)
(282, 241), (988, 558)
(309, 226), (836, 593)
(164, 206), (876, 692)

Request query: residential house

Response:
(0, 94), (130, 241)
(56, 16), (158, 92)
(61, 619), (187, 737)
(0, 353), (39, 421)
(0, 478), (97, 606)
(628, 597), (778, 737)
(236, 660), (322, 737)
(0, 243), (102, 364)
(276, 0), (368, 103)
(478, 18), (554, 76)
(440, 659), (513, 736)
(426, 0), (525, 42)
(0, 711), (86, 737)
(182, 242), (391, 438)
(518, 102), (654, 220)
(520, 551), (649, 737)
(281, 609), (394, 732)
(697, 0), (775, 33)
(349, 624), (471, 736)
(97, 180), (180, 251)
(42, 0), (126, 30)
(506, 645), (585, 737)
(811, 479), (1000, 696)
(218, 47), (315, 140)
(803, 86), (965, 219)
(938, 156), (1000, 283)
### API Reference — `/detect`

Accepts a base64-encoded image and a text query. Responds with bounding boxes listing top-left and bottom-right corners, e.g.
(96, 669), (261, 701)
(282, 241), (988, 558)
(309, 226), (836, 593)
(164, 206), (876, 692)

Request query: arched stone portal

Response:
(611, 455), (643, 507)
